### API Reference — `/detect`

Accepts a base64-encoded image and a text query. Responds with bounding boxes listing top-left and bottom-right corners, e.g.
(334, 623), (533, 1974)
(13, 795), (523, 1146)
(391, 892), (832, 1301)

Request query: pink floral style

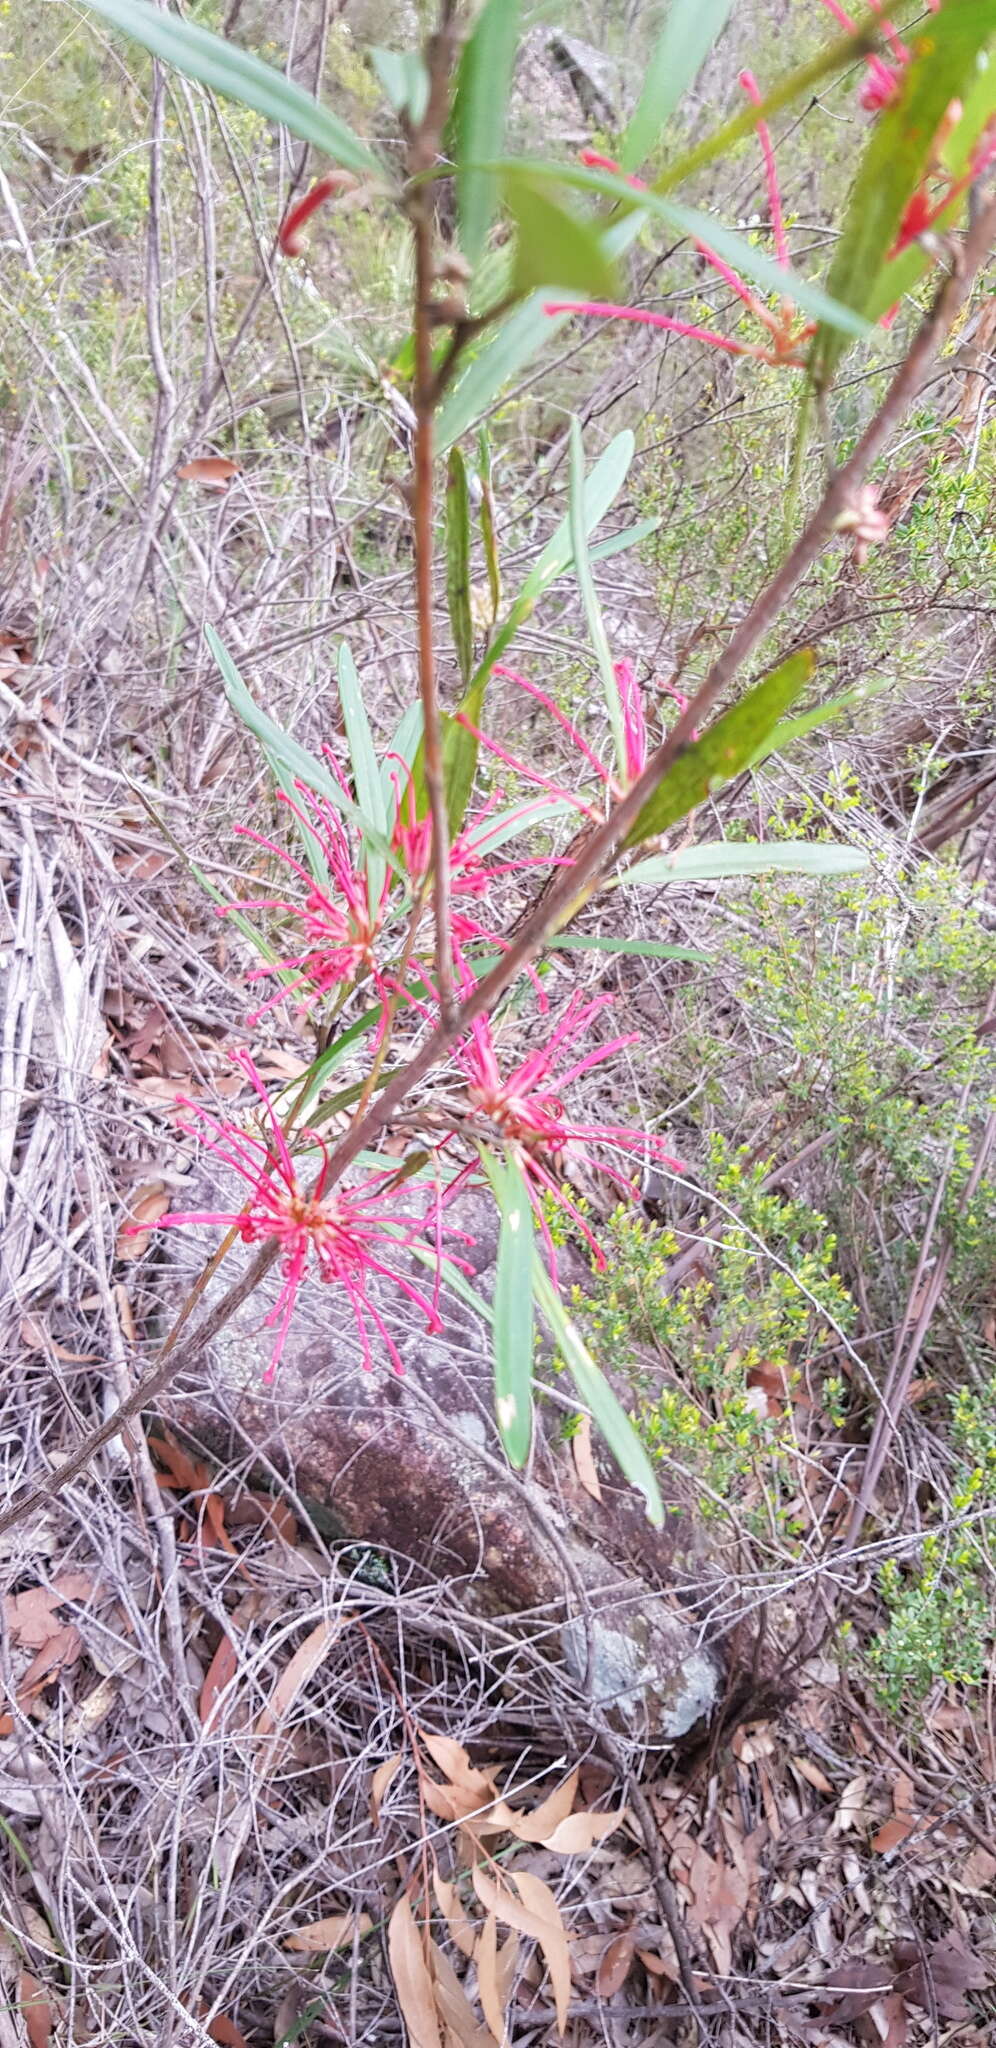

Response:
(451, 993), (683, 1279)
(457, 660), (692, 819)
(145, 1051), (446, 1381)
(548, 77), (815, 370)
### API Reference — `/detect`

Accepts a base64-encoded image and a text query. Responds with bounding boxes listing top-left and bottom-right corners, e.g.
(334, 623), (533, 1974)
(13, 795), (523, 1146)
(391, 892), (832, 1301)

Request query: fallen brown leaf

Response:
(685, 1845), (748, 1977)
(371, 1751), (403, 1823)
(199, 1633), (239, 1731)
(894, 1931), (991, 2021)
(596, 1932), (636, 1997)
(285, 1910), (371, 1953)
(473, 1866), (572, 2034)
(205, 2016), (251, 2048)
(255, 1618), (340, 1747)
(871, 1815), (917, 1855)
(571, 1413), (602, 1501)
(176, 456), (240, 487)
(116, 1180), (171, 1259)
(475, 1911), (506, 2047)
(19, 1972), (53, 2048)
(429, 1936), (495, 2048)
(387, 1893), (442, 2048)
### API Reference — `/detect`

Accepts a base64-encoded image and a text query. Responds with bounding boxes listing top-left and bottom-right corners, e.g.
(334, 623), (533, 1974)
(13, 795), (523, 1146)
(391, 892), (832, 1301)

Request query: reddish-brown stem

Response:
(407, 15), (459, 1028)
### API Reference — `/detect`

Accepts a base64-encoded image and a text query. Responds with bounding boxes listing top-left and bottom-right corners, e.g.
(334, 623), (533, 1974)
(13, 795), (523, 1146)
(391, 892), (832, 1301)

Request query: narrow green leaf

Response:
(622, 839), (869, 886)
(652, 24), (878, 198)
(525, 429), (636, 600)
(477, 430), (502, 624)
(338, 644), (388, 914)
(293, 1003), (386, 1117)
(505, 172), (620, 300)
(532, 1262), (663, 1525)
(491, 160), (870, 339)
(864, 49), (996, 327)
(81, 0), (385, 178)
(624, 649), (817, 850)
(588, 517), (661, 564)
(207, 625), (397, 872)
(749, 676), (891, 768)
(380, 701), (424, 808)
(548, 933), (709, 963)
(812, 0), (996, 387)
(452, 0), (522, 267)
(446, 448), (474, 687)
(370, 47), (429, 125)
(481, 1149), (536, 1467)
(622, 0), (736, 172)
(568, 418), (625, 780)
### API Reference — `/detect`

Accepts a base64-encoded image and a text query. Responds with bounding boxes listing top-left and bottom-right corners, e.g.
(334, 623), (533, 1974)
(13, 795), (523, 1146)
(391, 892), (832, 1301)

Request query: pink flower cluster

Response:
(147, 673), (682, 1379)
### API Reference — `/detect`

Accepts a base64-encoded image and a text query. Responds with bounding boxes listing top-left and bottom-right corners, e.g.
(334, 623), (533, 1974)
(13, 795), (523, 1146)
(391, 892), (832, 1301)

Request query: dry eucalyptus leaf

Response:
(371, 1751), (403, 1823)
(596, 1932), (636, 1997)
(387, 1893), (443, 2048)
(472, 1867), (571, 2034)
(255, 1619), (339, 1748)
(571, 1413), (602, 1501)
(871, 1816), (917, 1855)
(284, 1910), (371, 1954)
(176, 456), (240, 487)
(432, 1872), (479, 1961)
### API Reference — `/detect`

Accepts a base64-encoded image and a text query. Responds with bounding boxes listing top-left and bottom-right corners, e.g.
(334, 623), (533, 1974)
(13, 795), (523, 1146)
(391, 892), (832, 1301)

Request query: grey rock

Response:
(158, 1183), (721, 1744)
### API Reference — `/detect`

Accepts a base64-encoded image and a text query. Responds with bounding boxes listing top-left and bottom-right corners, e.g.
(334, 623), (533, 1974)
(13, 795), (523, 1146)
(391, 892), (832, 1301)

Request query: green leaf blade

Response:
(812, 0), (996, 387)
(338, 644), (389, 914)
(484, 1151), (536, 1468)
(446, 448), (474, 687)
(453, 0), (523, 268)
(505, 173), (620, 300)
(81, 0), (385, 178)
(624, 649), (817, 849)
(622, 0), (736, 172)
(622, 840), (869, 885)
(532, 1263), (663, 1525)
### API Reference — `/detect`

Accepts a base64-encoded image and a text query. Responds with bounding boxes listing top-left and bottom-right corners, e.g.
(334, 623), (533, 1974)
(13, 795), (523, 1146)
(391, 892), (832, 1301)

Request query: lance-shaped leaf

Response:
(81, 0), (385, 178)
(446, 448), (474, 687)
(532, 1263), (663, 1525)
(339, 644), (389, 915)
(452, 0), (522, 268)
(442, 431), (638, 833)
(622, 0), (736, 172)
(505, 171), (620, 300)
(624, 649), (817, 850)
(621, 839), (868, 886)
(481, 1149), (536, 1468)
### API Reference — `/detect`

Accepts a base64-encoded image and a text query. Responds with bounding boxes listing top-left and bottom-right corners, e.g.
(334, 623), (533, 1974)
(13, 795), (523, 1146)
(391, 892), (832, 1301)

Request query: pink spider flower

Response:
(388, 761), (559, 903)
(818, 0), (939, 114)
(452, 993), (683, 1280)
(228, 774), (392, 1022)
(549, 80), (815, 370)
(145, 1050), (447, 1381)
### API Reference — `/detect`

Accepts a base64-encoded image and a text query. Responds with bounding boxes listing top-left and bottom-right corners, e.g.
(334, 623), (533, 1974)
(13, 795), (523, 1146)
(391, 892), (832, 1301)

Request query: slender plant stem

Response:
(407, 11), (459, 1027)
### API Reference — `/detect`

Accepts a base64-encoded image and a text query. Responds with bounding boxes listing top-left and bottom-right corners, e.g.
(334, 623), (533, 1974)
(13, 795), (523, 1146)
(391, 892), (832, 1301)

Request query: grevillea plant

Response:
(84, 0), (996, 1523)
